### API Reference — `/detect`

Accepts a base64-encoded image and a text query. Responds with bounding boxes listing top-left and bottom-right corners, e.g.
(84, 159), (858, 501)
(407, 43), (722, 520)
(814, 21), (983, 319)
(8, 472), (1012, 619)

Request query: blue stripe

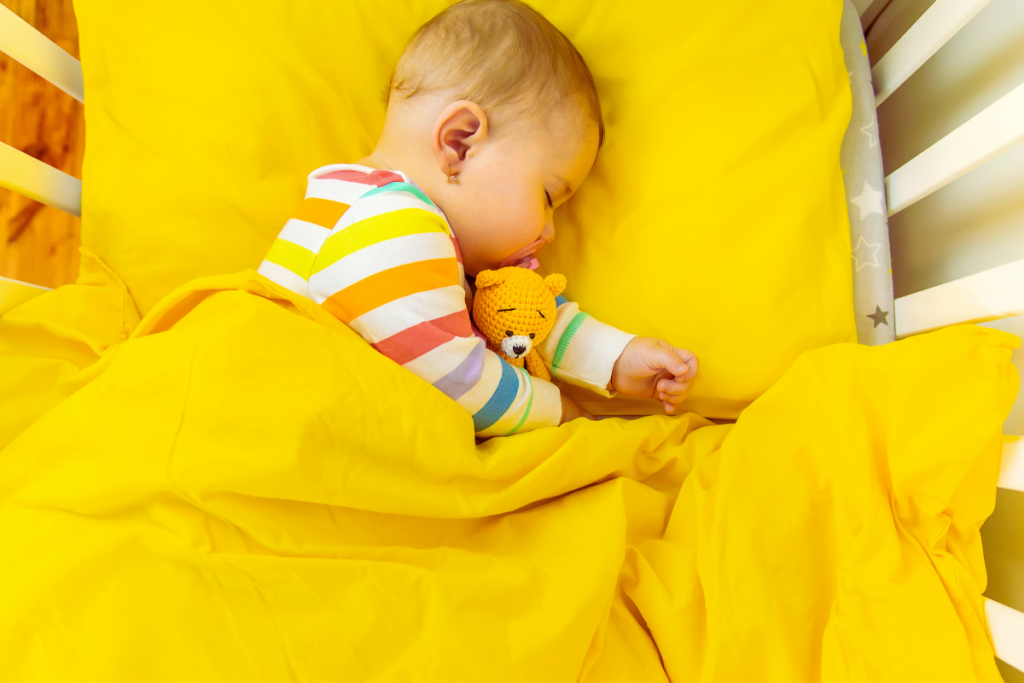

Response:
(555, 295), (568, 307)
(360, 182), (436, 208)
(471, 359), (520, 433)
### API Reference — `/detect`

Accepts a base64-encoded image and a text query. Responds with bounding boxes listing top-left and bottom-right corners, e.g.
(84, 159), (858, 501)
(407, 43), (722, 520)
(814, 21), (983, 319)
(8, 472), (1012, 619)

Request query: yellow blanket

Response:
(0, 269), (1017, 681)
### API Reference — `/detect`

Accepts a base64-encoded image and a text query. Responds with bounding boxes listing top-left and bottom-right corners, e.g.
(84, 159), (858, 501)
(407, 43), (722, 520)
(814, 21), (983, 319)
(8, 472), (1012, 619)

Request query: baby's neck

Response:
(354, 150), (394, 172)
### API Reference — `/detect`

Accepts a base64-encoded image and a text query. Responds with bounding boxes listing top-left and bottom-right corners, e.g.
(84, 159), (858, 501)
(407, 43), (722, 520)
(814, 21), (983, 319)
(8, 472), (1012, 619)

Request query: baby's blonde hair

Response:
(389, 0), (604, 146)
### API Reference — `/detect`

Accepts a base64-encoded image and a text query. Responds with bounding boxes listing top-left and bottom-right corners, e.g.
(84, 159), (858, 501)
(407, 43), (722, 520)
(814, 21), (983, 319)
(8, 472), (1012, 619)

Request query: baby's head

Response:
(369, 0), (603, 276)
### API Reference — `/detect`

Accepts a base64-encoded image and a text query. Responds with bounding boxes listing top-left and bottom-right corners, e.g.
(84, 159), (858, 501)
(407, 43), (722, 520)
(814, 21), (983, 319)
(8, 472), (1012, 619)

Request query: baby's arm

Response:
(308, 201), (561, 437)
(535, 295), (637, 397)
(536, 297), (699, 413)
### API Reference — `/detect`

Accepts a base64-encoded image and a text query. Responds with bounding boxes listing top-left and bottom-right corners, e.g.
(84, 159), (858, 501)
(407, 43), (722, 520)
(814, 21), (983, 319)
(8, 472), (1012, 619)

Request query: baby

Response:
(258, 0), (698, 437)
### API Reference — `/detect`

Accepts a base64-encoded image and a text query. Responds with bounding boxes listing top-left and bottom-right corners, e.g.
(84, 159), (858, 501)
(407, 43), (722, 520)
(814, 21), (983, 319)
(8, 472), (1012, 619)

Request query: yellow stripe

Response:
(312, 208), (449, 276)
(265, 238), (316, 278)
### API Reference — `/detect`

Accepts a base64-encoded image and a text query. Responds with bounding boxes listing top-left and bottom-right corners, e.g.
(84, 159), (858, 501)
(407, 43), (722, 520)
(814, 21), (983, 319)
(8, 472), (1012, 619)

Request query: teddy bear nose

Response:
(512, 344), (526, 357)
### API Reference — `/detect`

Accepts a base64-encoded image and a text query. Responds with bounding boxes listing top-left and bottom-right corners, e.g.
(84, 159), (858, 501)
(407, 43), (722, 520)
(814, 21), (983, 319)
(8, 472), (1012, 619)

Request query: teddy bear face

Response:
(472, 268), (566, 361)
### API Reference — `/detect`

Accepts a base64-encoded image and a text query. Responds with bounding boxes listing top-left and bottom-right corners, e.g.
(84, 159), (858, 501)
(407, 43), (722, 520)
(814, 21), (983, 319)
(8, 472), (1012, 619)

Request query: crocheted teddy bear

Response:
(472, 267), (567, 381)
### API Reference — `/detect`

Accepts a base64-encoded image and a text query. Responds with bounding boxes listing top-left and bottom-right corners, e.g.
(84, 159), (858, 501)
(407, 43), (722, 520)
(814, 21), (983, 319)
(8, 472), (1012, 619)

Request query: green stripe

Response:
(361, 182), (436, 208)
(552, 313), (590, 371)
(504, 368), (534, 437)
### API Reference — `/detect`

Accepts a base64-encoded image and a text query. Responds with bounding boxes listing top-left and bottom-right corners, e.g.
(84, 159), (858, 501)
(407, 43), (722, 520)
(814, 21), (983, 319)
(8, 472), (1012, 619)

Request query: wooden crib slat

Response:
(893, 258), (1024, 338)
(872, 0), (992, 107)
(987, 598), (1024, 673)
(0, 3), (83, 103)
(884, 80), (1024, 217)
(0, 140), (81, 217)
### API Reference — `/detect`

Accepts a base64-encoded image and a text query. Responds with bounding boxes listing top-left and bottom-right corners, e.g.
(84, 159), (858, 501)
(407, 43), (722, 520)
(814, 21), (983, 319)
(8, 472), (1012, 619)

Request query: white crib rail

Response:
(0, 140), (82, 216)
(872, 0), (992, 107)
(0, 3), (83, 102)
(0, 3), (84, 216)
(0, 276), (49, 315)
(999, 437), (1024, 493)
(884, 81), (1024, 217)
(894, 258), (1024, 338)
(987, 599), (1024, 673)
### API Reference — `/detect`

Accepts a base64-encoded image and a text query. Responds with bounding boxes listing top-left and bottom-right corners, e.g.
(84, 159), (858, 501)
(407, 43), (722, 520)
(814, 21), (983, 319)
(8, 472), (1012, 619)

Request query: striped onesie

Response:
(258, 164), (635, 437)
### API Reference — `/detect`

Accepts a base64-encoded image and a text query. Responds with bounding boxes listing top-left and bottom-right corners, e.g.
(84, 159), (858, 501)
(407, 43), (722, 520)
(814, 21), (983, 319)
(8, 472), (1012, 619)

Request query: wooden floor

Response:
(0, 0), (83, 289)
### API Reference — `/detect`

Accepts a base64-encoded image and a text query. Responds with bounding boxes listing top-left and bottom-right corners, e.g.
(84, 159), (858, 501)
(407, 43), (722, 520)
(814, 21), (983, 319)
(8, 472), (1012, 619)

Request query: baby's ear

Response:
(474, 269), (508, 290)
(543, 273), (567, 298)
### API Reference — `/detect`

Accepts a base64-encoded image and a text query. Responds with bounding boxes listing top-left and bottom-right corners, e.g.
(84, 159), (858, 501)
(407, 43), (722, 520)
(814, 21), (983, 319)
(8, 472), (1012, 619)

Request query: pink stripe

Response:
(372, 310), (473, 365)
(314, 168), (404, 187)
(450, 235), (464, 265)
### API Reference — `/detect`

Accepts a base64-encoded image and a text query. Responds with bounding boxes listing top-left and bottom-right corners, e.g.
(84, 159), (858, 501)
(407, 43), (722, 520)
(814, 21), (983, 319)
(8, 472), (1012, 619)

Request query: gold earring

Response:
(445, 168), (457, 183)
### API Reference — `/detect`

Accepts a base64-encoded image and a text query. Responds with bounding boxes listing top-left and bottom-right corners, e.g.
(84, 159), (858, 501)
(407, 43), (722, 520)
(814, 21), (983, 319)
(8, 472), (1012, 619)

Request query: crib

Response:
(1, 0), (1022, 676)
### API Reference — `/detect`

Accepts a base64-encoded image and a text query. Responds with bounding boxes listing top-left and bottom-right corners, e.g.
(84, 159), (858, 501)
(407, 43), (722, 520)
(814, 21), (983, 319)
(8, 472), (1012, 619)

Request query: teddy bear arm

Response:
(525, 349), (551, 381)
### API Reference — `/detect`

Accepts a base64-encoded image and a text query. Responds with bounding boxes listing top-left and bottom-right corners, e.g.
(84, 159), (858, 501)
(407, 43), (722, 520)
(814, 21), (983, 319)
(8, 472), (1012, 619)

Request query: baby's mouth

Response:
(499, 239), (546, 270)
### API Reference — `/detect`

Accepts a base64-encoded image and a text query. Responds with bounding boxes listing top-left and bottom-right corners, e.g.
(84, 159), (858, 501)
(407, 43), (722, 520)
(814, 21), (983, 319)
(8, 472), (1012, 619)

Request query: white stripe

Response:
(403, 335), (481, 384)
(257, 260), (313, 300)
(308, 232), (455, 302)
(278, 219), (332, 253)
(330, 192), (447, 236)
(305, 178), (375, 205)
(347, 285), (467, 343)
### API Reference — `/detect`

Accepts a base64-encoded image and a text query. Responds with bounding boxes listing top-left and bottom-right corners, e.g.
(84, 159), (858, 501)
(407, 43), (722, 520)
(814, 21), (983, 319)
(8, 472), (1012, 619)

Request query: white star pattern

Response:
(850, 181), (885, 220)
(851, 236), (882, 271)
(860, 122), (879, 148)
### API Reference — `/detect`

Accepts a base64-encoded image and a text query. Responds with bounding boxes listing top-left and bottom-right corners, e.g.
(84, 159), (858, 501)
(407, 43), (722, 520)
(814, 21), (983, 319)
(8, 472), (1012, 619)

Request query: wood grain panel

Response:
(0, 0), (83, 288)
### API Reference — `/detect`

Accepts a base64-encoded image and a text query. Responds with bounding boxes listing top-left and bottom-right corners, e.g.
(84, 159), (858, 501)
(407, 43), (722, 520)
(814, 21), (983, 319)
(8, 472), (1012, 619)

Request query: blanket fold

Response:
(0, 270), (1017, 682)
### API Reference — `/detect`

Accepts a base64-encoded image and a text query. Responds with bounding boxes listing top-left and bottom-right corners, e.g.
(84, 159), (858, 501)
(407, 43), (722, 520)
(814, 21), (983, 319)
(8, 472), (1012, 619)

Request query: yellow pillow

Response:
(75, 0), (854, 418)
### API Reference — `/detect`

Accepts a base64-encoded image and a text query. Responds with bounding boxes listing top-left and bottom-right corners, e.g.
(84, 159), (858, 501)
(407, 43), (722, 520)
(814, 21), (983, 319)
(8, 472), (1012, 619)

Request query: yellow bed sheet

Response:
(0, 270), (1016, 681)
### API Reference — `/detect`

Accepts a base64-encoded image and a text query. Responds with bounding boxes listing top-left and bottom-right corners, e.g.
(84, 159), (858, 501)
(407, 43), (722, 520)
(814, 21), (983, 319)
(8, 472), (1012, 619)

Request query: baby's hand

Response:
(611, 338), (699, 414)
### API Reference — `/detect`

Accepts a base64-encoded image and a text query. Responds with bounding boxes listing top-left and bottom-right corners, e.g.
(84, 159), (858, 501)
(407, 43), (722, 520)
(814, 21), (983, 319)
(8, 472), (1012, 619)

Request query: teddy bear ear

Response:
(474, 269), (509, 290)
(543, 273), (567, 298)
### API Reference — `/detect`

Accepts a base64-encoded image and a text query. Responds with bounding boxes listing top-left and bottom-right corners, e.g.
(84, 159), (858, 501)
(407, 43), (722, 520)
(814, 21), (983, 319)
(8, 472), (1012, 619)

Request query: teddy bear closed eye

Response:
(472, 267), (567, 381)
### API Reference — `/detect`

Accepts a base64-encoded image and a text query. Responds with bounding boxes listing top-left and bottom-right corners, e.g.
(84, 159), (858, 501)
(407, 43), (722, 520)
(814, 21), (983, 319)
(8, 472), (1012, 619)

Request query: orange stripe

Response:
(321, 258), (460, 323)
(294, 197), (349, 229)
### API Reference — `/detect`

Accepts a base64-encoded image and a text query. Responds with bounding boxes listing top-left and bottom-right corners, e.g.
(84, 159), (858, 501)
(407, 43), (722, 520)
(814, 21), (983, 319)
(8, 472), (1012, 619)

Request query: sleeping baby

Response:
(258, 0), (698, 438)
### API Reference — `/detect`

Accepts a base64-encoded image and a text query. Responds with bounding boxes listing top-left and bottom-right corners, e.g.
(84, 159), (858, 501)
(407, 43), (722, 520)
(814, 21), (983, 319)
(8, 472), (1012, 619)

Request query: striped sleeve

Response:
(536, 295), (636, 397)
(309, 184), (561, 437)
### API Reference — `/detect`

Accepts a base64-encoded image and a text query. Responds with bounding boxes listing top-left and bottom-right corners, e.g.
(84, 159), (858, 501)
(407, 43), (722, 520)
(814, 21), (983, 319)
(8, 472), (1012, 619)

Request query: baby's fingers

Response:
(674, 349), (699, 382)
(657, 379), (693, 414)
(657, 378), (692, 399)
